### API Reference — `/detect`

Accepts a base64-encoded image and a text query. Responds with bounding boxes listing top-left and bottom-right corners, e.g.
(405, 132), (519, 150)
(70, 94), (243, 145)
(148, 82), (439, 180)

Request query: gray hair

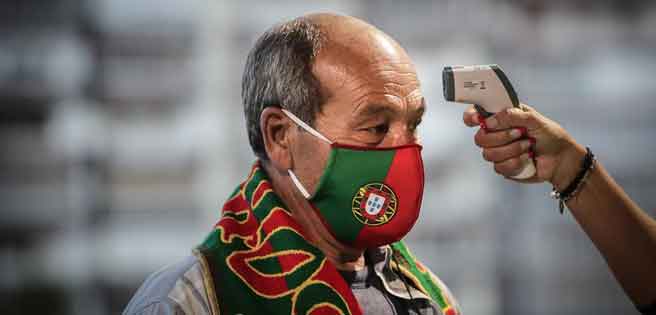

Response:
(242, 17), (326, 160)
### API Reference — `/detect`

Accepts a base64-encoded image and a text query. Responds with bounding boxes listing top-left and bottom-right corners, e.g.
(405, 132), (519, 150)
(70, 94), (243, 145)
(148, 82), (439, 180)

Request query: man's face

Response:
(289, 29), (424, 194)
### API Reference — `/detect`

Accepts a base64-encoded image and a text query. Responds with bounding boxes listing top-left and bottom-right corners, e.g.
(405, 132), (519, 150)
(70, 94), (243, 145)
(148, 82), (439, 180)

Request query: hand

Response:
(463, 103), (587, 190)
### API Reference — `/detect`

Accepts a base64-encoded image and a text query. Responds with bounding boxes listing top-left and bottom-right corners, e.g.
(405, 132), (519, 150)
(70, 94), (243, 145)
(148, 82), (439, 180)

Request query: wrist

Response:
(550, 140), (587, 191)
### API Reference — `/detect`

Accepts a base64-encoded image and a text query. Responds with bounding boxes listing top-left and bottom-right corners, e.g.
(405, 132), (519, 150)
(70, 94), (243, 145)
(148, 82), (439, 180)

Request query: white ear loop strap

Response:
(280, 108), (332, 200)
(281, 109), (333, 144)
(288, 169), (311, 199)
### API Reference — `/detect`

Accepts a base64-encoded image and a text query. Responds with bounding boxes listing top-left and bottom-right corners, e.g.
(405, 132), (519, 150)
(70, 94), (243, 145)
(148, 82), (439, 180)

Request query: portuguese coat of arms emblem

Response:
(351, 182), (398, 226)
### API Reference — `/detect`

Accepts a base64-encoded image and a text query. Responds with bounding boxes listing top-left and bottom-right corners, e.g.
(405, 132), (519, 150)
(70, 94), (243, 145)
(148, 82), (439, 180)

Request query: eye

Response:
(366, 124), (389, 135)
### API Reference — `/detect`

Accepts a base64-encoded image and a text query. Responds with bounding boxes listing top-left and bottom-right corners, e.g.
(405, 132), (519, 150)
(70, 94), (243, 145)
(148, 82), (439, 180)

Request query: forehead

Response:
(312, 33), (422, 114)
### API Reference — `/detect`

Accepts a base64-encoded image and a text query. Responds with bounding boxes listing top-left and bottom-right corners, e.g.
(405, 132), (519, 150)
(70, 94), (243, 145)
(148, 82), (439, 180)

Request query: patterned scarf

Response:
(195, 163), (456, 315)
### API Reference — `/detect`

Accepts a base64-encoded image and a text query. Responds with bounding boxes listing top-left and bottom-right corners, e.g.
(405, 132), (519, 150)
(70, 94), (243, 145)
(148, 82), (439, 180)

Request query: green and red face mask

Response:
(282, 109), (425, 249)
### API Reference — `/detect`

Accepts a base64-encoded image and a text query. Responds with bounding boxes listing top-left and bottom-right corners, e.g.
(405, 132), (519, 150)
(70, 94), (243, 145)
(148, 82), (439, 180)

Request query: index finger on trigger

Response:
(485, 107), (531, 131)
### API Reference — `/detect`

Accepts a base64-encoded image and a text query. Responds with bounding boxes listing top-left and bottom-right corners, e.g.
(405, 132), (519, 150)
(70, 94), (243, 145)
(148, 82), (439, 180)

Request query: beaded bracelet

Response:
(550, 147), (595, 214)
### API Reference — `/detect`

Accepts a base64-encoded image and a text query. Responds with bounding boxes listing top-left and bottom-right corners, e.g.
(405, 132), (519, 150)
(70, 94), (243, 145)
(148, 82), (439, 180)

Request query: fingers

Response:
(463, 103), (539, 131)
(518, 103), (538, 113)
(462, 103), (545, 181)
(462, 106), (479, 127)
(493, 153), (532, 177)
(482, 139), (532, 162)
(475, 127), (535, 177)
(480, 104), (540, 131)
(474, 127), (524, 148)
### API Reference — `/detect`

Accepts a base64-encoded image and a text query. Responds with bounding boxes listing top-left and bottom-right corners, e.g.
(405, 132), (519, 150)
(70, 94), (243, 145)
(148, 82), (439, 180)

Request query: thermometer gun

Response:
(442, 64), (536, 179)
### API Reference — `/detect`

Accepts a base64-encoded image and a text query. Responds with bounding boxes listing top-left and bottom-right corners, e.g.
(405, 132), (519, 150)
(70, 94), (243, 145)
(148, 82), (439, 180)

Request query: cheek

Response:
(293, 135), (332, 194)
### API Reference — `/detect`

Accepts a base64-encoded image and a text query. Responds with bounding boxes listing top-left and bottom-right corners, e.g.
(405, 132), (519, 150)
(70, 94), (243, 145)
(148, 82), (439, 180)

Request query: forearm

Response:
(463, 105), (656, 307)
(556, 144), (656, 306)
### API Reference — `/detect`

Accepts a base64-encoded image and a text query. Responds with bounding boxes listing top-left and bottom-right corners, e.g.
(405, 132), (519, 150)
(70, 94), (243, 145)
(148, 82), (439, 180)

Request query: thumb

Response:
(485, 103), (541, 131)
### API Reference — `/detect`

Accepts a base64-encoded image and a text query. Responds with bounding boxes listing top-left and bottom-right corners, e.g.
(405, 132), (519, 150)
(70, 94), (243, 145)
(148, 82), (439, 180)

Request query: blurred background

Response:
(1, 0), (655, 314)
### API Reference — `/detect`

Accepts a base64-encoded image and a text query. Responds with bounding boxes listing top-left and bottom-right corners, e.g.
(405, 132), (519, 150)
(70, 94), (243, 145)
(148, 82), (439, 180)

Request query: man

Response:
(124, 13), (461, 315)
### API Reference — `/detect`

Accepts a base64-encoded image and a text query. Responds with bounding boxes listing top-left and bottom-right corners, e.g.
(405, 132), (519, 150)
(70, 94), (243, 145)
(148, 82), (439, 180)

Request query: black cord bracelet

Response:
(550, 147), (595, 214)
(637, 299), (656, 315)
(636, 301), (656, 315)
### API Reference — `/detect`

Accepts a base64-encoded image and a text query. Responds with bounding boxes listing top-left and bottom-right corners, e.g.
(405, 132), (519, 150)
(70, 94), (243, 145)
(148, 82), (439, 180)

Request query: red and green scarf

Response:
(194, 163), (456, 315)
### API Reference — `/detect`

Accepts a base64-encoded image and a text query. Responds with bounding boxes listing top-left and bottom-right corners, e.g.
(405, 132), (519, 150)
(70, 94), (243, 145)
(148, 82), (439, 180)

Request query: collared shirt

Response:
(339, 247), (442, 315)
(123, 247), (461, 315)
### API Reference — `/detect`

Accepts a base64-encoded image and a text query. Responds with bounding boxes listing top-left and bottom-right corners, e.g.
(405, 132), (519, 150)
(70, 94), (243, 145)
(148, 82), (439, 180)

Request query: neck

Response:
(262, 161), (365, 271)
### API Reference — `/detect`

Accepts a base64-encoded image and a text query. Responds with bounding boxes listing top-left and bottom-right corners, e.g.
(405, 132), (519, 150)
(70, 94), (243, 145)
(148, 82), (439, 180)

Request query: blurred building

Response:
(1, 0), (654, 314)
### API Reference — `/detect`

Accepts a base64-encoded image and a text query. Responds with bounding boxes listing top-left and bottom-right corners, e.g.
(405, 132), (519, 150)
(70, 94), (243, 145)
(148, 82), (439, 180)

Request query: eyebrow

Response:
(352, 97), (426, 123)
(353, 103), (397, 118)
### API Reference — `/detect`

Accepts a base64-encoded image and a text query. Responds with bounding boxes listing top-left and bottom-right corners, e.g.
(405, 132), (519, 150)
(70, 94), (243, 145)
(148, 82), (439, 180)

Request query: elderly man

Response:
(124, 13), (460, 315)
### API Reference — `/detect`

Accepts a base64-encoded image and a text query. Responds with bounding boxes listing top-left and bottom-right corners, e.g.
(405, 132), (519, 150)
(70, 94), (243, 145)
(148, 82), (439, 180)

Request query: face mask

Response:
(282, 109), (425, 249)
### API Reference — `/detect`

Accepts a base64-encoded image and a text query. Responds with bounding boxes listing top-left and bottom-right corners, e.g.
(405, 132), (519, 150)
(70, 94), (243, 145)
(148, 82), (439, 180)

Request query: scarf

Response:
(195, 163), (456, 315)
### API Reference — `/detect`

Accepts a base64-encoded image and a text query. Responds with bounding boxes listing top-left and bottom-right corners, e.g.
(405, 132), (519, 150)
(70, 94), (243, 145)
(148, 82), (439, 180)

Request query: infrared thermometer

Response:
(442, 64), (536, 179)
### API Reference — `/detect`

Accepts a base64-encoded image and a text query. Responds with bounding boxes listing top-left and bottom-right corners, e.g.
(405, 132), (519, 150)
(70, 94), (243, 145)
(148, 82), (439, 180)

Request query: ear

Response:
(260, 107), (294, 171)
